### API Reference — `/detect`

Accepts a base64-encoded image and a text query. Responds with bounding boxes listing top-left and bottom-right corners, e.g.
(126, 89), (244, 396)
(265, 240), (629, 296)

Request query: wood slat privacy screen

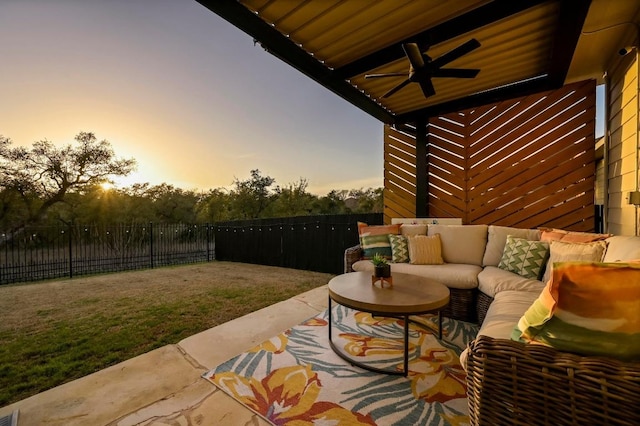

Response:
(384, 80), (596, 230)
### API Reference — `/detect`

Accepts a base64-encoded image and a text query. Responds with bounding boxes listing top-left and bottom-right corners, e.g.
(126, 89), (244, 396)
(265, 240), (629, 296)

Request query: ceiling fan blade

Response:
(431, 68), (480, 78)
(419, 78), (436, 98)
(403, 43), (425, 69)
(365, 72), (408, 79)
(382, 78), (412, 98)
(431, 38), (481, 68)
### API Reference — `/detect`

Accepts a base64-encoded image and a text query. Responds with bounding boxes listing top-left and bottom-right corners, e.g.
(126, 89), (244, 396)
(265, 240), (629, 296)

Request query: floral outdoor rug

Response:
(203, 305), (479, 425)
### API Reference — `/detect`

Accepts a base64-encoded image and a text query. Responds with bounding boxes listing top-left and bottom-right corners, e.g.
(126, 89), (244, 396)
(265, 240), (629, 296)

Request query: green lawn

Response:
(0, 261), (333, 406)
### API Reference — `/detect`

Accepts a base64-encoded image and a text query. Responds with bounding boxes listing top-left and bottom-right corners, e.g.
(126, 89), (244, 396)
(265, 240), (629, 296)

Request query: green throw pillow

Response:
(389, 234), (409, 263)
(498, 236), (549, 280)
(513, 261), (640, 360)
(360, 234), (392, 259)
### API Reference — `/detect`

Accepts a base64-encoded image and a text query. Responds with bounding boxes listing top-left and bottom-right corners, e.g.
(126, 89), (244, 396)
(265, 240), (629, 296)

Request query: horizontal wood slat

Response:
(385, 161), (417, 185)
(468, 141), (593, 213)
(384, 80), (596, 229)
(384, 124), (417, 222)
(468, 99), (594, 184)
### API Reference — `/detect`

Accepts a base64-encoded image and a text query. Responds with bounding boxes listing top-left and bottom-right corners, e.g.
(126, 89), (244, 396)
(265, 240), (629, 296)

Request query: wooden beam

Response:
(396, 76), (553, 123)
(333, 0), (548, 79)
(196, 0), (395, 123)
(547, 0), (592, 86)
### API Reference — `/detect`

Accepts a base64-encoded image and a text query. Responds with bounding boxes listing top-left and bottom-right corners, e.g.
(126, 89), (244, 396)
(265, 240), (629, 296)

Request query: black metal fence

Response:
(0, 223), (213, 285)
(0, 214), (382, 285)
(214, 213), (383, 274)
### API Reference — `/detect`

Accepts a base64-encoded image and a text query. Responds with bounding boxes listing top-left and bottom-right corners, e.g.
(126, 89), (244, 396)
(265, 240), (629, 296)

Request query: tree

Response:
(312, 190), (350, 214)
(197, 188), (233, 223)
(269, 178), (317, 217)
(349, 188), (383, 213)
(145, 183), (200, 223)
(0, 132), (136, 230)
(229, 169), (276, 219)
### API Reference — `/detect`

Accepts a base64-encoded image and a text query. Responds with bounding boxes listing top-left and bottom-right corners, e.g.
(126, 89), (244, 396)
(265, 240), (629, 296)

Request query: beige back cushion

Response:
(541, 240), (607, 283)
(428, 224), (488, 266)
(602, 236), (640, 262)
(483, 226), (541, 267)
(400, 223), (428, 236)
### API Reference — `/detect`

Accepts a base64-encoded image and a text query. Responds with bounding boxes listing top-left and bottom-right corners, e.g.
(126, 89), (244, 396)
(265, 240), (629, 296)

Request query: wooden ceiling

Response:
(199, 0), (640, 124)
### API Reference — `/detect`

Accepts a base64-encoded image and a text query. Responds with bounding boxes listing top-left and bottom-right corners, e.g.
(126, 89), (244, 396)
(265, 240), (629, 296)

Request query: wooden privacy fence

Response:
(214, 213), (383, 274)
(384, 80), (597, 231)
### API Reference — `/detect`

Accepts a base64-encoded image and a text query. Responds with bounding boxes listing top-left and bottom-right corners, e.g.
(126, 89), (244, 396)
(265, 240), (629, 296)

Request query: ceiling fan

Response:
(365, 38), (481, 99)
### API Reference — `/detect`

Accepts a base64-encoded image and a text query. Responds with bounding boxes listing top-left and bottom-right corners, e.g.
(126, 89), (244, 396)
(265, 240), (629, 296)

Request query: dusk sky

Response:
(0, 0), (383, 195)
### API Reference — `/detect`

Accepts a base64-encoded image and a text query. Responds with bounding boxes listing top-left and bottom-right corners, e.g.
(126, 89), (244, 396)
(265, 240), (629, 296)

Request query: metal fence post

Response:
(206, 223), (211, 261)
(68, 225), (73, 279)
(149, 222), (154, 268)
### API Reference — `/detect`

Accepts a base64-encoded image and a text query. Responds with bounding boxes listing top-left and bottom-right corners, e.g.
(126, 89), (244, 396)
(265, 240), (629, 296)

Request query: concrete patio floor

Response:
(0, 285), (329, 426)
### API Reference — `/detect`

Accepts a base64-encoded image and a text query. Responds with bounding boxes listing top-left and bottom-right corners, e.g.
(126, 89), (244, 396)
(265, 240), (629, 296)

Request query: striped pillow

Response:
(513, 261), (640, 360)
(360, 234), (393, 259)
(358, 223), (400, 259)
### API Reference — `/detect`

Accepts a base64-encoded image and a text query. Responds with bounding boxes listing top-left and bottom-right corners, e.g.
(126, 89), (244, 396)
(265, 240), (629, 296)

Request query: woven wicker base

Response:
(466, 336), (640, 426)
(476, 292), (494, 325)
(442, 288), (477, 323)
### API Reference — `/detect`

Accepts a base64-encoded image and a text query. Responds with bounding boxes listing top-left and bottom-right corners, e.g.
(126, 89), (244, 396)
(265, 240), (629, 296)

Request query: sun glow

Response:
(100, 182), (114, 191)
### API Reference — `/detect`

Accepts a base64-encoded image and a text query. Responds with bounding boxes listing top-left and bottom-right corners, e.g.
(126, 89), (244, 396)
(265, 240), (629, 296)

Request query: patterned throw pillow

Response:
(389, 234), (409, 263)
(360, 234), (392, 259)
(407, 234), (444, 265)
(498, 236), (550, 280)
(513, 261), (640, 360)
(358, 223), (400, 260)
(541, 240), (607, 283)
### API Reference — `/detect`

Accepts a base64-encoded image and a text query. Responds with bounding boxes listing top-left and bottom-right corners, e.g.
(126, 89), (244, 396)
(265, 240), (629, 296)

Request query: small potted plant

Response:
(371, 253), (391, 278)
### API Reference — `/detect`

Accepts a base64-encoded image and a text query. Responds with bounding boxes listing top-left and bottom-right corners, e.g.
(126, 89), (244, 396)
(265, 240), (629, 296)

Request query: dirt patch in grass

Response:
(0, 261), (334, 406)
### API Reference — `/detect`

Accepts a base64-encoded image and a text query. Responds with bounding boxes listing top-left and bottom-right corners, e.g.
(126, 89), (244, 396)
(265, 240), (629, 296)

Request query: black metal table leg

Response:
(328, 296), (332, 341)
(403, 315), (409, 376)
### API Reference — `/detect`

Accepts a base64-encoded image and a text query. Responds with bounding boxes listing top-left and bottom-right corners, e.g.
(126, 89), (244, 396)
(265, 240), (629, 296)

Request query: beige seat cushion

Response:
(478, 266), (545, 298)
(428, 224), (488, 266)
(460, 290), (538, 369)
(352, 260), (480, 289)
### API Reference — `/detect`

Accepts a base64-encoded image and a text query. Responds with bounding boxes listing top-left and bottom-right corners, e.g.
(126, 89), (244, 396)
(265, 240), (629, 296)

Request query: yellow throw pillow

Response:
(407, 234), (444, 265)
(513, 261), (640, 360)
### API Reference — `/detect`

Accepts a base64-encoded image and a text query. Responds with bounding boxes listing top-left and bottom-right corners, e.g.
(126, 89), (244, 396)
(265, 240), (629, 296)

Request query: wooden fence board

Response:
(384, 80), (597, 229)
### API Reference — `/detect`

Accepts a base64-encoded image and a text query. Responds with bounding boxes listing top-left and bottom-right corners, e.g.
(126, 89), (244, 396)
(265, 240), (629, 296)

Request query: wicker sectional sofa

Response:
(344, 222), (640, 425)
(345, 222), (488, 322)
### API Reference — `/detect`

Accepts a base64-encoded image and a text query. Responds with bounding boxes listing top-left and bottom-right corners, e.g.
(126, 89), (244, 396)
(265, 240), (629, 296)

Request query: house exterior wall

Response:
(607, 38), (640, 236)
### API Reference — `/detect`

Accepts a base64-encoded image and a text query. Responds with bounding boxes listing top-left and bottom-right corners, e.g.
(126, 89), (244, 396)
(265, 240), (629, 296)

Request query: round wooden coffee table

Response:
(328, 271), (450, 376)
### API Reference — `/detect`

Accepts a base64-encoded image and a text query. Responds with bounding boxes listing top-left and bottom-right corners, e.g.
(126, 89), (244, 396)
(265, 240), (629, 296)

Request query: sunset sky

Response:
(0, 0), (383, 195)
